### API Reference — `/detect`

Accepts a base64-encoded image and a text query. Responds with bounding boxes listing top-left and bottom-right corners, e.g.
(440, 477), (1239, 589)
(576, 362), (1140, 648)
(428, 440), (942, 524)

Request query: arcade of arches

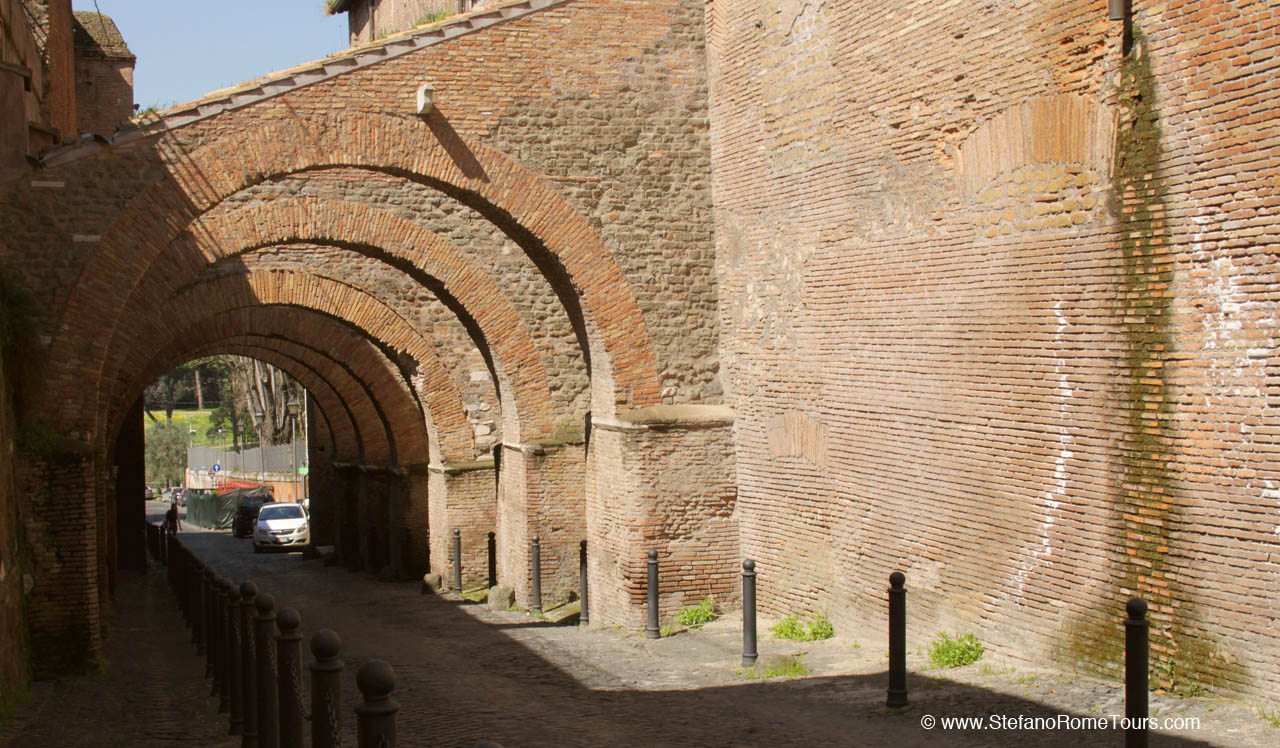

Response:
(2, 0), (1279, 710)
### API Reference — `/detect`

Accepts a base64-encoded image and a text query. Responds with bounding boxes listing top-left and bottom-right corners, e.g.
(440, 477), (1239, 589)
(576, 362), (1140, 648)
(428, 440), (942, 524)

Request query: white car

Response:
(252, 503), (310, 553)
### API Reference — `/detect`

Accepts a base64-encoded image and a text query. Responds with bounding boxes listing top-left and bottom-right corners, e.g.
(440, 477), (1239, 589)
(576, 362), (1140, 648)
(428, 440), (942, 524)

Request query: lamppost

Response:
(287, 395), (300, 501)
(188, 427), (196, 488)
(253, 408), (265, 487)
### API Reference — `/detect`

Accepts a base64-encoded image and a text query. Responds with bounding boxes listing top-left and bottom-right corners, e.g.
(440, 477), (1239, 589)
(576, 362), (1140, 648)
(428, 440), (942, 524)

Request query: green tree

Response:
(145, 420), (187, 486)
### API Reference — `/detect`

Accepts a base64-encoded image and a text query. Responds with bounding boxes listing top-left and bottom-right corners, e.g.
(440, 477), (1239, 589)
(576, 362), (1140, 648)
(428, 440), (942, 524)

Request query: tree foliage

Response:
(145, 420), (187, 486)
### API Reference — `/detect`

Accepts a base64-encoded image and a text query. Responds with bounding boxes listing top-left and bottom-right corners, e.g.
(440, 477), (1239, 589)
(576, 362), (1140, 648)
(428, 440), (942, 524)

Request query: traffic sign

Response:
(212, 463), (222, 473)
(298, 466), (309, 476)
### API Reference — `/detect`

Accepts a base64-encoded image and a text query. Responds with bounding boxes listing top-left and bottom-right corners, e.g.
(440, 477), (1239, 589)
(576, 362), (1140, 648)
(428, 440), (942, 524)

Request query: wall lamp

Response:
(1108, 0), (1131, 22)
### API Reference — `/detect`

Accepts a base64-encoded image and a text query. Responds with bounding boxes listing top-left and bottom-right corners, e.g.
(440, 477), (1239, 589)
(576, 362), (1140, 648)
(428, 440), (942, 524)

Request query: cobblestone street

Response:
(2, 507), (1277, 747)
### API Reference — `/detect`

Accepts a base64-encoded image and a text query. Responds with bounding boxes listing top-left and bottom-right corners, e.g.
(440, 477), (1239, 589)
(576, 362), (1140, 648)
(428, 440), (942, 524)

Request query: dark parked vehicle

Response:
(231, 487), (274, 538)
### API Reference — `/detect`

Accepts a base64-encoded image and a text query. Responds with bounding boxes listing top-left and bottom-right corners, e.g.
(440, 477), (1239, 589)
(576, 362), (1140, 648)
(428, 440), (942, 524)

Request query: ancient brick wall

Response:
(345, 0), (467, 45)
(72, 57), (132, 136)
(71, 11), (134, 137)
(586, 407), (737, 627)
(709, 0), (1280, 703)
(0, 353), (27, 698)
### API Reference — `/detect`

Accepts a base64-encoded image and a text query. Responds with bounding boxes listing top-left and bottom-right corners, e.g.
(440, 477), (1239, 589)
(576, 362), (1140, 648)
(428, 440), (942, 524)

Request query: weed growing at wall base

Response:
(676, 596), (717, 629)
(928, 633), (984, 668)
(739, 656), (808, 681)
(772, 612), (835, 642)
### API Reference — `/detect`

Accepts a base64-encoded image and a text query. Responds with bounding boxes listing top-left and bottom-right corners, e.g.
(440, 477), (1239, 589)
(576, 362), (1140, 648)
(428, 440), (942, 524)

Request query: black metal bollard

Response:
(309, 630), (344, 748)
(531, 536), (543, 614)
(1125, 597), (1149, 748)
(355, 660), (400, 748)
(646, 550), (660, 639)
(487, 531), (497, 589)
(452, 528), (463, 593)
(227, 580), (244, 733)
(256, 593), (280, 748)
(275, 609), (305, 748)
(579, 540), (589, 627)
(240, 581), (259, 747)
(886, 572), (908, 708)
(742, 560), (758, 666)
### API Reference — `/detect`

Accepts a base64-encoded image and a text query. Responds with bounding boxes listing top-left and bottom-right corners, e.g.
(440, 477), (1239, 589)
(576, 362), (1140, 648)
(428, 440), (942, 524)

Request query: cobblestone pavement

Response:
(4, 507), (1277, 747)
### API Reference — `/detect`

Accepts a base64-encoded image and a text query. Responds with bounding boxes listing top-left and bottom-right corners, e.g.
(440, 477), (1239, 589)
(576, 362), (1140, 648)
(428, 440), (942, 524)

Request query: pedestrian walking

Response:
(166, 501), (182, 534)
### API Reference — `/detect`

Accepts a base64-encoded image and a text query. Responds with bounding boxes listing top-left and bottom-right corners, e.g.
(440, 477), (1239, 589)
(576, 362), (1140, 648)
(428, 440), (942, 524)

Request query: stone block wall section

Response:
(709, 0), (1280, 705)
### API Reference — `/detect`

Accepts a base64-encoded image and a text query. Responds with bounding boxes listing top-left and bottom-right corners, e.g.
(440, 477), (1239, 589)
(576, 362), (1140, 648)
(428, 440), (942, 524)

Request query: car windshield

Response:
(258, 505), (304, 520)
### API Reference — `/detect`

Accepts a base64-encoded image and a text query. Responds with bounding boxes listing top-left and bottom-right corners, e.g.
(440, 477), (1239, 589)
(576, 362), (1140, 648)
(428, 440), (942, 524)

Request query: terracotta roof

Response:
(72, 11), (134, 61)
(40, 0), (571, 165)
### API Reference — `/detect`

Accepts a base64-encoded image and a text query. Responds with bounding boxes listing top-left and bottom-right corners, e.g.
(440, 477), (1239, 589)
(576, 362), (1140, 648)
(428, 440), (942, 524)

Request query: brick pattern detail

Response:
(100, 197), (550, 448)
(587, 422), (737, 628)
(428, 465), (496, 588)
(497, 443), (585, 606)
(0, 355), (25, 689)
(710, 0), (1280, 704)
(117, 272), (439, 466)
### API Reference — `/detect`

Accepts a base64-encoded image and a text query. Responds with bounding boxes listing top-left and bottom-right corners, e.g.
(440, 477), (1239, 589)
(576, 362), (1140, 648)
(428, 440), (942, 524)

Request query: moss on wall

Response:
(1065, 28), (1246, 696)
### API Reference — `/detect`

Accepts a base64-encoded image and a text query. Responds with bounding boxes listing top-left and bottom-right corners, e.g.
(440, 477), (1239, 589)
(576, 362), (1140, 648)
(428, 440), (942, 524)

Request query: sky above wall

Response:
(73, 1), (349, 111)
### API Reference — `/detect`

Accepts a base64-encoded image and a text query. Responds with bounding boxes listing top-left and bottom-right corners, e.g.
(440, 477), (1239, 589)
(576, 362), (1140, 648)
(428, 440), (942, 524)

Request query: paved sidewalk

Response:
(0, 561), (236, 748)
(2, 514), (1277, 747)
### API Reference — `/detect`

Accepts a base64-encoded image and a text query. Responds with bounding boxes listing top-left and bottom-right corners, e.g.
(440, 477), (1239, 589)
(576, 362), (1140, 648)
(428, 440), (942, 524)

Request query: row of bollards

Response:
(446, 530), (589, 624)
(641, 551), (1152, 746)
(147, 520), (401, 748)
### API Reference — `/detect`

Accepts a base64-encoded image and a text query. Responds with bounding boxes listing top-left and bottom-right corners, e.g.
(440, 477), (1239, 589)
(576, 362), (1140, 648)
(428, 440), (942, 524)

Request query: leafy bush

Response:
(928, 633), (985, 668)
(771, 612), (835, 641)
(676, 596), (718, 628)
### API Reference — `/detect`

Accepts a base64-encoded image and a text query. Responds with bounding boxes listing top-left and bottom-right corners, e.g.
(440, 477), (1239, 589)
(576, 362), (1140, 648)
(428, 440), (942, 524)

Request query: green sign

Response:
(298, 466), (309, 476)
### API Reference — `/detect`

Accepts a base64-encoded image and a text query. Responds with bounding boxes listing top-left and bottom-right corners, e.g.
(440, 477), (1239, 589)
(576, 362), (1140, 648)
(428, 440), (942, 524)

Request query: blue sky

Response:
(73, 1), (349, 110)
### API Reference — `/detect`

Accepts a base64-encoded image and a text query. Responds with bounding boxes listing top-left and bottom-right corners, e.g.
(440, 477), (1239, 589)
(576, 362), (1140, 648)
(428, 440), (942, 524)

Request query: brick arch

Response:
(49, 112), (659, 438)
(108, 273), (459, 466)
(131, 327), (401, 467)
(132, 341), (360, 463)
(106, 308), (402, 463)
(107, 197), (552, 444)
(110, 315), (394, 464)
(99, 279), (468, 463)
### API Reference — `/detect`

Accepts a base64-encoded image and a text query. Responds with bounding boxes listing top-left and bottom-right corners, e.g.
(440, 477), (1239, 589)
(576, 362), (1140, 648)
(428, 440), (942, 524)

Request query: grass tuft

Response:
(740, 656), (808, 681)
(928, 632), (985, 669)
(771, 611), (835, 641)
(676, 596), (717, 629)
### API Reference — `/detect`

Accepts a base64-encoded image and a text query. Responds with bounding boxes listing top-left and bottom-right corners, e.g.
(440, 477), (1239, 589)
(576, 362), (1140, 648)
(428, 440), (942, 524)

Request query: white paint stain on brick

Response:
(1013, 299), (1072, 599)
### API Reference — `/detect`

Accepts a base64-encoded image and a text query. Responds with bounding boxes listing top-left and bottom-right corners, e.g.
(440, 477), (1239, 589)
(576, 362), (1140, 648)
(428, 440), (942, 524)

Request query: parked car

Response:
(231, 488), (274, 538)
(252, 502), (310, 553)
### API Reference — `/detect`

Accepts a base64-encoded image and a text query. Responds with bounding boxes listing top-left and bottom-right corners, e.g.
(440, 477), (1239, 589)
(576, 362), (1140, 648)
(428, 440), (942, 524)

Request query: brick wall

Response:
(72, 11), (134, 137)
(0, 353), (27, 696)
(709, 0), (1280, 704)
(345, 0), (469, 45)
(72, 57), (131, 136)
(586, 406), (737, 628)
